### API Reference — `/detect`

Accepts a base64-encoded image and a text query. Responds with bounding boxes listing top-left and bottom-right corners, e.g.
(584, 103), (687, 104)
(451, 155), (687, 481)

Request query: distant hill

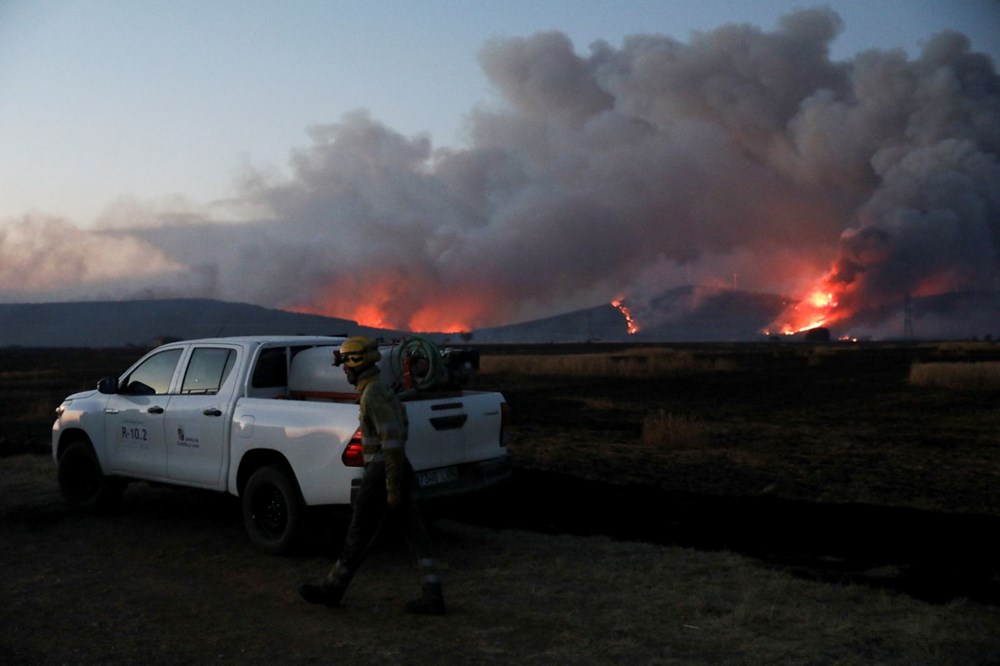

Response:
(0, 291), (785, 348)
(0, 299), (393, 348)
(632, 286), (788, 341)
(471, 287), (788, 343)
(2, 288), (995, 348)
(470, 303), (629, 343)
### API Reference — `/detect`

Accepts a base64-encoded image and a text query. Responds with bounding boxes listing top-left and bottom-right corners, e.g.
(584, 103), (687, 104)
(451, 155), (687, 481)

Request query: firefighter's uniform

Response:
(300, 337), (445, 614)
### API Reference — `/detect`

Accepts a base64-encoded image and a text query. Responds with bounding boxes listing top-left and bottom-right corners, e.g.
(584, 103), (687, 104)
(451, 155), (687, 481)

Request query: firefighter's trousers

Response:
(325, 458), (438, 588)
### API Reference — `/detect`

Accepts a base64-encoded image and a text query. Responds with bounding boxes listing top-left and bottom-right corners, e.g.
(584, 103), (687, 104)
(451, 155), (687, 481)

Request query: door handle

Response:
(203, 408), (223, 417)
(430, 414), (468, 430)
(147, 406), (164, 414)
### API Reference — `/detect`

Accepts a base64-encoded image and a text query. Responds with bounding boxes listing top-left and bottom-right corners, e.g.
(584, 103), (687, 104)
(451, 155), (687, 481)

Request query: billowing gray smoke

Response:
(4, 8), (997, 336)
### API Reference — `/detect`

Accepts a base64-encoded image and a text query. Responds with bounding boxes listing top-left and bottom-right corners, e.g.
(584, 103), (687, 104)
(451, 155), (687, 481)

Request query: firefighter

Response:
(299, 336), (445, 615)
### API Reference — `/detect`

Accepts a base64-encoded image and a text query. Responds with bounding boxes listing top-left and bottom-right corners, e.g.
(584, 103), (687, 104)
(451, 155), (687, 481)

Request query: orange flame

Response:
(288, 273), (493, 333)
(612, 298), (639, 334)
(767, 270), (850, 335)
(292, 298), (481, 334)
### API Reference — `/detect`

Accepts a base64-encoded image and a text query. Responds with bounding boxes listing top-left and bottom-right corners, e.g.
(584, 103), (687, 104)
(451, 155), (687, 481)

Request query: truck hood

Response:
(63, 389), (99, 402)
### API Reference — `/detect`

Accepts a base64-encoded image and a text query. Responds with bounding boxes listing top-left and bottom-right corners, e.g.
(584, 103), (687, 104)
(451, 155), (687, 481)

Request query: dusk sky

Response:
(2, 1), (998, 335)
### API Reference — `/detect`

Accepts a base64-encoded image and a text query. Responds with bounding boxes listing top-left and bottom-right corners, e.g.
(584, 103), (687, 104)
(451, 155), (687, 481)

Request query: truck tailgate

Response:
(404, 392), (505, 473)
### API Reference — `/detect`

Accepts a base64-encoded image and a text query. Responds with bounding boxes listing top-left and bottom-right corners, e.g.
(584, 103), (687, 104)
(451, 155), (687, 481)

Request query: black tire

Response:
(57, 439), (125, 512)
(242, 465), (304, 555)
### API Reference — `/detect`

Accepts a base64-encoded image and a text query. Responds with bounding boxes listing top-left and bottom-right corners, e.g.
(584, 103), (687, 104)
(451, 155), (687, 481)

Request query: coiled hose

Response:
(389, 335), (443, 391)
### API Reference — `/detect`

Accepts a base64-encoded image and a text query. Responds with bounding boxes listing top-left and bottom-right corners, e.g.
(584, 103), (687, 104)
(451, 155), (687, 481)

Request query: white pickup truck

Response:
(52, 335), (511, 553)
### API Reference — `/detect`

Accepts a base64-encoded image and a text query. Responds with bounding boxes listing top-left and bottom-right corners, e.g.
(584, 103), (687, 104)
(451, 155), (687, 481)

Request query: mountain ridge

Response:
(0, 299), (392, 348)
(2, 289), (996, 347)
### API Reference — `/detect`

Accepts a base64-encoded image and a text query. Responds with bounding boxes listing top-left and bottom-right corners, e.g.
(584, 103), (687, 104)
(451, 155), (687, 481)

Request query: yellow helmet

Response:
(335, 336), (381, 368)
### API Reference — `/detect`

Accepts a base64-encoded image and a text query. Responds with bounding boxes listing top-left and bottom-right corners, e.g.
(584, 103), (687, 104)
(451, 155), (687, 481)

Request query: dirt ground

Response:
(2, 455), (613, 665)
(3, 454), (1000, 665)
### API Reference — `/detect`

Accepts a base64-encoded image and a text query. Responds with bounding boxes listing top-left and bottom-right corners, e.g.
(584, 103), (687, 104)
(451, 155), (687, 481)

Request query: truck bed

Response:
(230, 391), (508, 506)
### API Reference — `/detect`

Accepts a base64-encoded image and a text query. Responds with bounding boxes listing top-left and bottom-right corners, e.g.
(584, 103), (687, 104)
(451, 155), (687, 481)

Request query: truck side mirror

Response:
(97, 376), (119, 395)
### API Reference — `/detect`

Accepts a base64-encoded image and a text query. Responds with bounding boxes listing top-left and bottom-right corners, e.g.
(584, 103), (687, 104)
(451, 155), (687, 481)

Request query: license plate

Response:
(417, 466), (458, 487)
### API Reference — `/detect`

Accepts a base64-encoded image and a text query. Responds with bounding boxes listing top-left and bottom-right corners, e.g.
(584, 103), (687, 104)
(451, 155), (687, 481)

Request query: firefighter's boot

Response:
(299, 581), (347, 607)
(404, 581), (446, 615)
(301, 561), (352, 607)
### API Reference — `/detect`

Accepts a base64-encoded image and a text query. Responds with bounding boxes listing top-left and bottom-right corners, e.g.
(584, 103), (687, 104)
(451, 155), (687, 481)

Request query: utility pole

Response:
(903, 293), (914, 340)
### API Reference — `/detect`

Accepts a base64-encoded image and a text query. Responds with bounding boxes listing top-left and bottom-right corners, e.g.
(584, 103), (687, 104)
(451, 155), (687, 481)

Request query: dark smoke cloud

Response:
(4, 7), (997, 336)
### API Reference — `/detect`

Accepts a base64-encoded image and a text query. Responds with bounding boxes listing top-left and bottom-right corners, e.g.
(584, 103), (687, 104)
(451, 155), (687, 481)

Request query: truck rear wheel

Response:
(242, 465), (303, 555)
(57, 439), (125, 512)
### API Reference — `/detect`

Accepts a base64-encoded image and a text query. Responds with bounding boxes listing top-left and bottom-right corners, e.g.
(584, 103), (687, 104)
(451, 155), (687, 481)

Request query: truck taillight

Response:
(342, 429), (365, 467)
(500, 401), (510, 448)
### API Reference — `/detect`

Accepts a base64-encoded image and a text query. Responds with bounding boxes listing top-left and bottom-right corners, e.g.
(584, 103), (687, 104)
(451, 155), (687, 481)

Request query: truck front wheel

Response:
(242, 465), (303, 555)
(57, 439), (125, 511)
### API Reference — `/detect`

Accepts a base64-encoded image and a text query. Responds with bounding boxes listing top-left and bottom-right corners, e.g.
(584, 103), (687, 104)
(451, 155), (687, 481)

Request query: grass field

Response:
(479, 341), (1000, 516)
(2, 341), (999, 663)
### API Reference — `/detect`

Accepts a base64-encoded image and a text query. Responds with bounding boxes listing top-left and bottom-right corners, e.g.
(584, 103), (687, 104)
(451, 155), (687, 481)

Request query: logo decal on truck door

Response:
(175, 424), (201, 448)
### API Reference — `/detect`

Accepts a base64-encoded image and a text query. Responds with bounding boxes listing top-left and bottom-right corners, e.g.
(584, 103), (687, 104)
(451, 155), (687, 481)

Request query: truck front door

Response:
(163, 346), (239, 487)
(105, 348), (183, 478)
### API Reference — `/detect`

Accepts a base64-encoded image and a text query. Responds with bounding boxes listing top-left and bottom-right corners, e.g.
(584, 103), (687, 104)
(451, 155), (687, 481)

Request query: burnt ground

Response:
(453, 341), (1000, 606)
(7, 341), (1000, 608)
(6, 455), (999, 665)
(434, 470), (1000, 606)
(3, 342), (1000, 662)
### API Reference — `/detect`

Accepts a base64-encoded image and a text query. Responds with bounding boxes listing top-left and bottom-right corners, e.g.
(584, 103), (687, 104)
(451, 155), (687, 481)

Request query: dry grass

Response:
(642, 410), (710, 449)
(0, 369), (62, 381)
(909, 361), (1000, 391)
(480, 348), (737, 377)
(479, 341), (1000, 516)
(932, 341), (999, 352)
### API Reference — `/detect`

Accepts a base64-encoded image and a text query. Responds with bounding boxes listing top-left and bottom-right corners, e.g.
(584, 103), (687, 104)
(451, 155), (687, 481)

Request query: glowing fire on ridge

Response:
(291, 298), (478, 334)
(612, 298), (639, 335)
(767, 270), (850, 335)
(288, 275), (486, 334)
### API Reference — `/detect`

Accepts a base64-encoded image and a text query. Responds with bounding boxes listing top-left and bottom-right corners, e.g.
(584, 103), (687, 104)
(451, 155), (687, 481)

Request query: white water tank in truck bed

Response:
(288, 345), (395, 399)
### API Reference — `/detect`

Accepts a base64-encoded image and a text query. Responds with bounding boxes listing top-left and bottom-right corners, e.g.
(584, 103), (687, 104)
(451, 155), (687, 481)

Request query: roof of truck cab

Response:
(170, 335), (347, 346)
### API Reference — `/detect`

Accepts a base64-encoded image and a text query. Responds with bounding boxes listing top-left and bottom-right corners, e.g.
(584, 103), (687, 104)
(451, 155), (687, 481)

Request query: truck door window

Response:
(181, 348), (237, 395)
(123, 349), (183, 395)
(252, 348), (288, 388)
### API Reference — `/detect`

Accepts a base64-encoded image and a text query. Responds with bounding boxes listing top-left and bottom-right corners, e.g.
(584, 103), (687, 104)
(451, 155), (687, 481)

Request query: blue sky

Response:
(2, 0), (998, 227)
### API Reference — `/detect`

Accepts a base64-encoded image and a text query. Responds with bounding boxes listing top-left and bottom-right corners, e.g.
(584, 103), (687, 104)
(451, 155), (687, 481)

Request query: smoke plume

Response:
(3, 8), (998, 337)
